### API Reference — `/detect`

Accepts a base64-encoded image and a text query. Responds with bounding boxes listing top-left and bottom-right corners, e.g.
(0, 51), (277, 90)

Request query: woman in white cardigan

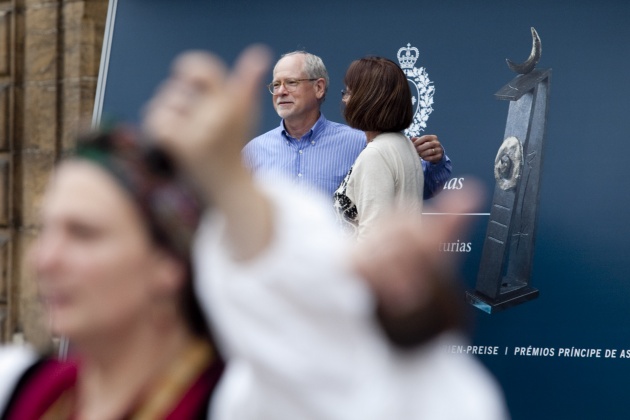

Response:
(334, 56), (424, 241)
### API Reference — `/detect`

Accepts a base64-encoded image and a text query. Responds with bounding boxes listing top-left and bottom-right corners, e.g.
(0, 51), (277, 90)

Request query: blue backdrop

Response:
(98, 1), (630, 418)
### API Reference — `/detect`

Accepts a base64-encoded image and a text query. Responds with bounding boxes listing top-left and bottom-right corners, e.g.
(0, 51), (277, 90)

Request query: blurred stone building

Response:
(0, 0), (108, 346)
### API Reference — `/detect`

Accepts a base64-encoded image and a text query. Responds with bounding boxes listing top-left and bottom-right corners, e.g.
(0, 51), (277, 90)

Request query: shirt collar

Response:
(280, 114), (327, 143)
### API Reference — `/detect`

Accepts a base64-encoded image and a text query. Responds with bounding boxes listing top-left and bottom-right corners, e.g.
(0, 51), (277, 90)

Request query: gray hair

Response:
(279, 51), (329, 101)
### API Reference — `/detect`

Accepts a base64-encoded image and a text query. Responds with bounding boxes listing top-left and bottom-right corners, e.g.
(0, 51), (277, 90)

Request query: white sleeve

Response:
(195, 178), (509, 420)
(0, 345), (37, 416)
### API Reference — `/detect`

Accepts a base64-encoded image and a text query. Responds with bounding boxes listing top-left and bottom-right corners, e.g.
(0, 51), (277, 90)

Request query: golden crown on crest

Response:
(397, 43), (419, 69)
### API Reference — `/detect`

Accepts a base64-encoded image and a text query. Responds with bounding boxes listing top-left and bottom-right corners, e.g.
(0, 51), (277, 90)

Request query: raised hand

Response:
(143, 46), (272, 185)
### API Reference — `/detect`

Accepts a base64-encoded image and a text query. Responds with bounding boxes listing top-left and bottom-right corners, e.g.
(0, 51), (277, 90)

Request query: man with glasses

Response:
(243, 51), (452, 199)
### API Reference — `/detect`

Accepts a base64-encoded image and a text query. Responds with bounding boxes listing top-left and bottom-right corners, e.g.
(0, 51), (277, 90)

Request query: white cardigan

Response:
(344, 132), (423, 241)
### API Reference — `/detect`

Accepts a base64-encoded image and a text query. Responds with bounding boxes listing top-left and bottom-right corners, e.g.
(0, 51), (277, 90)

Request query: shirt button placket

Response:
(297, 147), (303, 182)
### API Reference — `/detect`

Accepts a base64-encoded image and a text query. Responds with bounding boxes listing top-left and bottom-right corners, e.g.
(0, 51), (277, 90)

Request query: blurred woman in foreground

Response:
(0, 129), (223, 418)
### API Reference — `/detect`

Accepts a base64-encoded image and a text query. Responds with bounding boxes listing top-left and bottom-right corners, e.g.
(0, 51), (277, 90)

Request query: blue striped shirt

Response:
(243, 114), (451, 199)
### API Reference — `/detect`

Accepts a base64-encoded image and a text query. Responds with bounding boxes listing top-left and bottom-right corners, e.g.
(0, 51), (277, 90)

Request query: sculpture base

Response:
(465, 287), (539, 314)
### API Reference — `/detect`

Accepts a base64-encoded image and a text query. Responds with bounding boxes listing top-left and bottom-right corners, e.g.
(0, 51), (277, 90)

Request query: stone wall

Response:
(0, 0), (108, 345)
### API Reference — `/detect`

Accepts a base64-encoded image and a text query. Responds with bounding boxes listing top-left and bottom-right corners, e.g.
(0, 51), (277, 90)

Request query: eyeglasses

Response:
(267, 78), (318, 94)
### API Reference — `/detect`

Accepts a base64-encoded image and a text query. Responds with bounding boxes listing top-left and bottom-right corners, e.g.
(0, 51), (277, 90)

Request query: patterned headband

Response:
(74, 125), (202, 261)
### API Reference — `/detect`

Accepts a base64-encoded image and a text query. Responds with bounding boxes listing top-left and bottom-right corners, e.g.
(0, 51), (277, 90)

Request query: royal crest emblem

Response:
(397, 43), (434, 138)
